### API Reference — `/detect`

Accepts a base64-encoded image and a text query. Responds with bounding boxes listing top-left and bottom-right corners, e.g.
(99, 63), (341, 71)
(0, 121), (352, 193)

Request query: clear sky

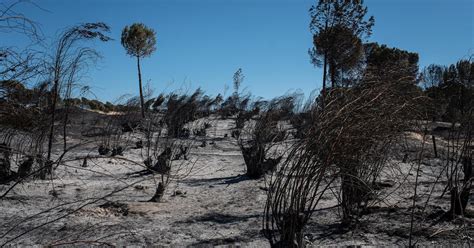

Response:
(4, 0), (473, 102)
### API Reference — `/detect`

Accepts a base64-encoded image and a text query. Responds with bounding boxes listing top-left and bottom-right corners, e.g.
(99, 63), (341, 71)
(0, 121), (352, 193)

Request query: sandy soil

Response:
(0, 115), (472, 247)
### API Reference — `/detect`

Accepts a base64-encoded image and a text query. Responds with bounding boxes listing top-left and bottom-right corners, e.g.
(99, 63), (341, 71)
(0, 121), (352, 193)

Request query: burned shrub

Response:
(111, 146), (124, 156)
(144, 147), (172, 175)
(235, 110), (253, 130)
(98, 145), (110, 155)
(172, 145), (189, 161)
(93, 110), (137, 157)
(264, 71), (424, 245)
(264, 140), (331, 247)
(441, 113), (473, 218)
(322, 77), (422, 224)
(135, 140), (143, 149)
(135, 114), (195, 203)
(121, 121), (139, 133)
(193, 127), (206, 137)
(17, 155), (34, 178)
(231, 130), (240, 139)
(0, 143), (12, 183)
(178, 128), (191, 139)
(238, 104), (286, 179)
(164, 90), (203, 138)
(38, 159), (53, 180)
(240, 143), (281, 179)
(289, 111), (312, 139)
(0, 124), (49, 184)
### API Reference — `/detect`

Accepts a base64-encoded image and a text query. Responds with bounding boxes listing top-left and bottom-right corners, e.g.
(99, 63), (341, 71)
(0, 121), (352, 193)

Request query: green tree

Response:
(421, 64), (445, 120)
(121, 23), (157, 118)
(309, 0), (374, 104)
(363, 43), (419, 84)
(441, 59), (474, 120)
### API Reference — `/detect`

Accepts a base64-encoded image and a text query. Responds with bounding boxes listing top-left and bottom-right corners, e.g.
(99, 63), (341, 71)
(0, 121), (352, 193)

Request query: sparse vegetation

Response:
(0, 0), (472, 247)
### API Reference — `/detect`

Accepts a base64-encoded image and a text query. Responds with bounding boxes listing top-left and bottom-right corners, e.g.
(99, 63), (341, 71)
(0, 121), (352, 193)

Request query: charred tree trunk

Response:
(37, 154), (53, 180)
(272, 211), (305, 248)
(241, 145), (281, 179)
(137, 55), (145, 119)
(340, 161), (370, 225)
(432, 135), (438, 158)
(449, 155), (472, 216)
(321, 52), (328, 109)
(45, 78), (59, 180)
(149, 182), (165, 202)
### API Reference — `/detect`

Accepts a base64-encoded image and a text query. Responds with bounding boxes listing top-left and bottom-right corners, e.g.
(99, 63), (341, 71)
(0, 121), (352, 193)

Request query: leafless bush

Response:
(440, 110), (473, 218)
(137, 113), (195, 202)
(238, 101), (287, 179)
(0, 1), (43, 82)
(326, 68), (423, 224)
(264, 67), (425, 246)
(164, 89), (209, 138)
(264, 144), (334, 247)
(0, 94), (50, 183)
(0, 126), (48, 187)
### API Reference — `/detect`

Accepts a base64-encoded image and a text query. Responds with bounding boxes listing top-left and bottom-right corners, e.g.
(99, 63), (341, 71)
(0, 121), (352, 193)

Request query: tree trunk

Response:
(329, 61), (337, 89)
(321, 52), (328, 109)
(62, 84), (72, 152)
(449, 156), (472, 216)
(45, 79), (59, 180)
(431, 117), (437, 158)
(432, 135), (438, 158)
(149, 182), (165, 202)
(137, 56), (145, 119)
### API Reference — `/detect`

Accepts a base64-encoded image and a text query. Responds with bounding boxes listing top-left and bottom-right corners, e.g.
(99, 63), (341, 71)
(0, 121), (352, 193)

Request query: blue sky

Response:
(4, 0), (473, 102)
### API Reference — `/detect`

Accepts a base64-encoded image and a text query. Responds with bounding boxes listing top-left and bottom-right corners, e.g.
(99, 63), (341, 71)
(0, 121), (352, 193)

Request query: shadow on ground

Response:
(182, 174), (251, 187)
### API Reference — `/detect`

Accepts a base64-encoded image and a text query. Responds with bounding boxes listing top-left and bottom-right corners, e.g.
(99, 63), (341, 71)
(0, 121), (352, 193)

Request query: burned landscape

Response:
(0, 0), (473, 247)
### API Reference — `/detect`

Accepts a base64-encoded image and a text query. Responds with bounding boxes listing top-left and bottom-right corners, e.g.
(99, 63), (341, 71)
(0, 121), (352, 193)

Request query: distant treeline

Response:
(1, 48), (472, 121)
(0, 81), (133, 113)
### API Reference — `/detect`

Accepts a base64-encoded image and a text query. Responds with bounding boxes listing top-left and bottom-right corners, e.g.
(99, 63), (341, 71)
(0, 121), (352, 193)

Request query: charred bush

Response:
(111, 146), (124, 156)
(240, 142), (281, 179)
(135, 140), (143, 149)
(238, 104), (286, 179)
(18, 155), (34, 178)
(231, 129), (240, 139)
(0, 143), (12, 183)
(164, 90), (205, 138)
(98, 145), (110, 155)
(173, 145), (189, 161)
(193, 128), (206, 137)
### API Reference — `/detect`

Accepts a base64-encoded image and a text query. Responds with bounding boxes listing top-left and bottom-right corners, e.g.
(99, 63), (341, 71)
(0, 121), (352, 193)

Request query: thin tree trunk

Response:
(44, 79), (59, 180)
(137, 56), (145, 119)
(329, 61), (337, 88)
(432, 135), (438, 158)
(149, 182), (165, 202)
(321, 20), (328, 110)
(321, 53), (328, 109)
(63, 83), (72, 152)
(431, 117), (437, 158)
